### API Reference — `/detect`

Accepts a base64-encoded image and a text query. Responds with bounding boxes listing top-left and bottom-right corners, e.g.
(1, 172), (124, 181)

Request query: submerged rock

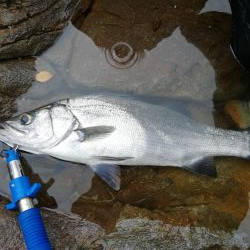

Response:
(74, 0), (247, 102)
(0, 198), (248, 250)
(224, 100), (250, 129)
(72, 160), (250, 234)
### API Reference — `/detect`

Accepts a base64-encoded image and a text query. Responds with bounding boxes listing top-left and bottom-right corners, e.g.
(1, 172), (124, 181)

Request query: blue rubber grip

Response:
(18, 208), (52, 250)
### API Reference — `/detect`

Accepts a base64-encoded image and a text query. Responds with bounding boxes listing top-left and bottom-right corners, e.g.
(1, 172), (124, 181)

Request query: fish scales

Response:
(0, 95), (249, 189)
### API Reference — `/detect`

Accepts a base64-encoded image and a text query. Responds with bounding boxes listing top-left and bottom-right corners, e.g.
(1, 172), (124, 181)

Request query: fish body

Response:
(0, 95), (249, 189)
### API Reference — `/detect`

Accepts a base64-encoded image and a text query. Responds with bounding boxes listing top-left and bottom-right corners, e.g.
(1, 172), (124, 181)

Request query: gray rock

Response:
(0, 197), (104, 250)
(0, 59), (35, 97)
(101, 219), (249, 250)
(0, 0), (93, 120)
(0, 201), (248, 250)
(0, 59), (35, 120)
(0, 0), (90, 60)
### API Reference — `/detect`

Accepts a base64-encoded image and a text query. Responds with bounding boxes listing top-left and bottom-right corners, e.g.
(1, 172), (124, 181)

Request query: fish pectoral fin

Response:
(76, 126), (115, 142)
(183, 157), (217, 178)
(89, 164), (121, 190)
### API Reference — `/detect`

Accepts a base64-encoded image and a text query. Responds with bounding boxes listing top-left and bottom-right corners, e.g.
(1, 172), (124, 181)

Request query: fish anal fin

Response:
(89, 164), (121, 190)
(184, 157), (217, 178)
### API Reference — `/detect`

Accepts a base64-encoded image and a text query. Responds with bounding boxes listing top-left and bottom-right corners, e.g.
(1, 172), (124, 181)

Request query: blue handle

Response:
(3, 149), (19, 163)
(18, 208), (52, 250)
(6, 177), (41, 210)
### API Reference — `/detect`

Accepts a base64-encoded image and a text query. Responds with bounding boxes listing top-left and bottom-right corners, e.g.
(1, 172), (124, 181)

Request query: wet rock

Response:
(0, 59), (35, 120)
(0, 59), (35, 97)
(0, 95), (16, 121)
(179, 12), (247, 103)
(0, 194), (248, 249)
(74, 0), (248, 103)
(72, 160), (250, 235)
(77, 0), (208, 51)
(224, 100), (250, 129)
(0, 197), (104, 249)
(0, 0), (93, 120)
(0, 0), (93, 60)
(100, 219), (248, 250)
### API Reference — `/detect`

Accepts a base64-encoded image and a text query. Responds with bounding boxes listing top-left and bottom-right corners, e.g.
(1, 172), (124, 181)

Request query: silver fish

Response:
(0, 95), (249, 190)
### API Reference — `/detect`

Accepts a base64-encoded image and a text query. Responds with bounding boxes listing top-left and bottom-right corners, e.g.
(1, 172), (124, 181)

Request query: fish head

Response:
(0, 104), (79, 151)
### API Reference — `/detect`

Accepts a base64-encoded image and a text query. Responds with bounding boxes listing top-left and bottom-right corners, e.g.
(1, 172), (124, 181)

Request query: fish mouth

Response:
(0, 122), (26, 136)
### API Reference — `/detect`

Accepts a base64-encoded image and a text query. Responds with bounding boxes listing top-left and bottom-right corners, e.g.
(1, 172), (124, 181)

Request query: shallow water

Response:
(1, 0), (250, 247)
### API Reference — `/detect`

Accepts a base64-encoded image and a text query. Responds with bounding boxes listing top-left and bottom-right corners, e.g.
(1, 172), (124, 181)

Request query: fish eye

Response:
(19, 113), (33, 125)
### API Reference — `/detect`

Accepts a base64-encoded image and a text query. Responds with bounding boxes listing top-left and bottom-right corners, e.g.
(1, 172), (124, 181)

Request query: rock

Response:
(179, 12), (246, 103)
(224, 100), (250, 129)
(0, 0), (93, 120)
(0, 197), (104, 249)
(77, 0), (208, 51)
(73, 0), (247, 103)
(0, 59), (35, 120)
(0, 59), (35, 97)
(0, 0), (93, 60)
(100, 219), (248, 250)
(75, 0), (238, 101)
(72, 159), (250, 234)
(0, 195), (248, 249)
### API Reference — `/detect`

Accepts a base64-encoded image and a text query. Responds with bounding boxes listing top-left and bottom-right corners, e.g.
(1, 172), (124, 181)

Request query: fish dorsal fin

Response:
(184, 157), (217, 178)
(89, 164), (121, 190)
(76, 126), (115, 141)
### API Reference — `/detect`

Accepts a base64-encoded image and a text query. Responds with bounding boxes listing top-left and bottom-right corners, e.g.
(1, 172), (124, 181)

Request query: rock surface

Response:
(0, 59), (35, 120)
(0, 195), (248, 249)
(71, 159), (250, 234)
(76, 0), (245, 102)
(0, 0), (88, 60)
(0, 0), (93, 120)
(0, 197), (105, 249)
(101, 219), (249, 250)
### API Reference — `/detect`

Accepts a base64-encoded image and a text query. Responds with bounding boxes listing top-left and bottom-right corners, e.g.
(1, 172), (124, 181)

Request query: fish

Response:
(0, 95), (249, 190)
